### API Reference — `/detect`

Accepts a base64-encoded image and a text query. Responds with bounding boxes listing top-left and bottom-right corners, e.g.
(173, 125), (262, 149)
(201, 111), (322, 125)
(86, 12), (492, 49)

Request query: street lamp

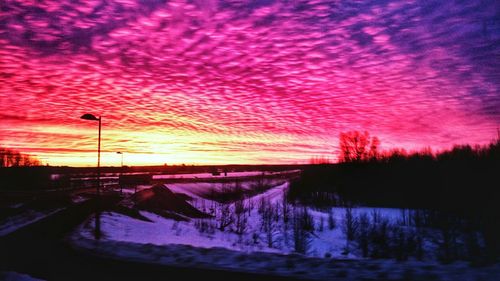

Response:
(81, 114), (101, 195)
(117, 151), (124, 194)
(116, 151), (123, 167)
(81, 113), (101, 240)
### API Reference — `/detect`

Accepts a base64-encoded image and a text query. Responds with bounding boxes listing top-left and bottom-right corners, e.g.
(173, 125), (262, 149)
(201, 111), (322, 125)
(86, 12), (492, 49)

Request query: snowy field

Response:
(0, 208), (63, 237)
(79, 181), (409, 257)
(70, 179), (500, 280)
(78, 180), (407, 259)
(72, 225), (500, 281)
(168, 177), (288, 199)
(69, 170), (299, 181)
(152, 170), (294, 180)
(0, 271), (45, 281)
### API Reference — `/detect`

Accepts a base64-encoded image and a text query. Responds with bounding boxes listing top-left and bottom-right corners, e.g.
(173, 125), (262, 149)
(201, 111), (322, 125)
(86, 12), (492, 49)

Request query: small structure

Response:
(119, 174), (152, 186)
(210, 168), (222, 176)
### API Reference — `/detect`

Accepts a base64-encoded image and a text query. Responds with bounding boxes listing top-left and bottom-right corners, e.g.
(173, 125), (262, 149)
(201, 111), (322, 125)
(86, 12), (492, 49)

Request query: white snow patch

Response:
(70, 231), (500, 281)
(0, 208), (63, 236)
(70, 181), (500, 280)
(77, 181), (404, 259)
(80, 211), (282, 254)
(153, 170), (297, 180)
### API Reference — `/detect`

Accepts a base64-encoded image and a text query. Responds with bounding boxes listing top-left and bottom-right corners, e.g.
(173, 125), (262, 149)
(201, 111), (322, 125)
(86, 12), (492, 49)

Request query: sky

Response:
(0, 0), (499, 166)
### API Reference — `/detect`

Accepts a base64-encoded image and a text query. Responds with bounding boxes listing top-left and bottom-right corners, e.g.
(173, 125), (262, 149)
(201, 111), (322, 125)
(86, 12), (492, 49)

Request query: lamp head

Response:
(81, 114), (99, 121)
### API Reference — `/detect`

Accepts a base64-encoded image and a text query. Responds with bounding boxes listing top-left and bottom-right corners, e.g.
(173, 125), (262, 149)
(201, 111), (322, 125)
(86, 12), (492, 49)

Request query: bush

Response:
(328, 209), (336, 230)
(292, 207), (313, 254)
(342, 207), (358, 241)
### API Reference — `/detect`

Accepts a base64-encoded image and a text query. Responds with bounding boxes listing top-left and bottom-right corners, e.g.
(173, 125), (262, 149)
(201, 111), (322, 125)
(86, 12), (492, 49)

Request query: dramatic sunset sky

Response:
(0, 0), (499, 166)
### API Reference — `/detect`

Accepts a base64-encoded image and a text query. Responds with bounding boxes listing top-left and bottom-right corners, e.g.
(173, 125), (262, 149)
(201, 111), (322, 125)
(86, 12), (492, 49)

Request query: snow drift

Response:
(132, 184), (211, 220)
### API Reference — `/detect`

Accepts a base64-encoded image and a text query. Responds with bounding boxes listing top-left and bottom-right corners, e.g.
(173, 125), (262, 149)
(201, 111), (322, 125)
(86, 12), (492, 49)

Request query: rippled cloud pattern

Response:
(1, 0), (499, 165)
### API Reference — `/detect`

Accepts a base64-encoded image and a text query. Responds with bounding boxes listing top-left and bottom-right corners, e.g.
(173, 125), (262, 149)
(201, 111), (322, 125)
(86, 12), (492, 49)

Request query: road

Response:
(0, 194), (310, 281)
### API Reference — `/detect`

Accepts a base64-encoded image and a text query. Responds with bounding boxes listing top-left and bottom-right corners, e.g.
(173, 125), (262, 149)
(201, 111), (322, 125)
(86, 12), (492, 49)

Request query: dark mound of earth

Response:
(133, 184), (211, 219)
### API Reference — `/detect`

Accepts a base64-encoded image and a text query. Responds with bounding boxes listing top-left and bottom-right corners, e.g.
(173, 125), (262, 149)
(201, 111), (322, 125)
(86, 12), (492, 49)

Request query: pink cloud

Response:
(0, 0), (498, 166)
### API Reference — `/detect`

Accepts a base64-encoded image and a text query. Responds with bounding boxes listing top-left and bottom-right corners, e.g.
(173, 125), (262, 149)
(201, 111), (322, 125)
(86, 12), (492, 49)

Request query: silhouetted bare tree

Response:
(338, 131), (379, 162)
(216, 202), (233, 231)
(0, 147), (40, 167)
(234, 199), (248, 235)
(292, 206), (313, 254)
(259, 198), (280, 248)
(342, 207), (358, 241)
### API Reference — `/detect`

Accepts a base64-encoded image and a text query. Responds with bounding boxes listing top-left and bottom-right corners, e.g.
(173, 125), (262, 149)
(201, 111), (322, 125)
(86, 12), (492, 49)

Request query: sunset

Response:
(1, 0), (499, 166)
(1, 1), (499, 280)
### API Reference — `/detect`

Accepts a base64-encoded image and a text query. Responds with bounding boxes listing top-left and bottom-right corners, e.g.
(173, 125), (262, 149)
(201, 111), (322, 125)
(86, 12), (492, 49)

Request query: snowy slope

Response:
(77, 181), (407, 259)
(71, 180), (500, 280)
(0, 208), (63, 237)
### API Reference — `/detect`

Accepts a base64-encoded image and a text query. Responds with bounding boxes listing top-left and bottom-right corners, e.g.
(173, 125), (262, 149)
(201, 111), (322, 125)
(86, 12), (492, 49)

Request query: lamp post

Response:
(117, 151), (124, 167)
(80, 114), (101, 195)
(80, 113), (101, 240)
(117, 151), (123, 194)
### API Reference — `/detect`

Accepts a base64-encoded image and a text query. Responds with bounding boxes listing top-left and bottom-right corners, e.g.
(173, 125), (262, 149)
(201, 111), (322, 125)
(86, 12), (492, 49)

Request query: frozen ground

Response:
(82, 181), (403, 259)
(121, 170), (293, 197)
(67, 170), (299, 184)
(167, 177), (288, 200)
(70, 231), (500, 281)
(70, 180), (500, 280)
(0, 271), (45, 281)
(153, 170), (299, 180)
(0, 208), (63, 237)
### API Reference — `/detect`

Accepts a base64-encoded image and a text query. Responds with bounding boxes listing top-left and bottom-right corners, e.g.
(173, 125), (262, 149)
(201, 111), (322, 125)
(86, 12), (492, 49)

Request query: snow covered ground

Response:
(121, 170), (293, 196)
(65, 170), (299, 185)
(167, 177), (288, 199)
(70, 180), (500, 280)
(153, 170), (299, 180)
(0, 271), (45, 281)
(0, 208), (63, 237)
(71, 230), (500, 281)
(77, 211), (282, 254)
(75, 181), (414, 259)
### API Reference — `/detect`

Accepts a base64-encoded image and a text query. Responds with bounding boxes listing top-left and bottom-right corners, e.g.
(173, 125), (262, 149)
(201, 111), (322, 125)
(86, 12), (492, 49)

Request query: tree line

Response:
(0, 147), (40, 167)
(288, 130), (500, 261)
